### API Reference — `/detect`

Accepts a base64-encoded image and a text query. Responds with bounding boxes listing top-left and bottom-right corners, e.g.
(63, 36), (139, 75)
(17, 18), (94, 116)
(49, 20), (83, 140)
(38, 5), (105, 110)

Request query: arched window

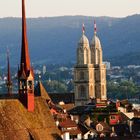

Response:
(95, 48), (100, 65)
(78, 85), (86, 97)
(77, 47), (83, 64)
(95, 48), (98, 64)
(84, 48), (88, 64)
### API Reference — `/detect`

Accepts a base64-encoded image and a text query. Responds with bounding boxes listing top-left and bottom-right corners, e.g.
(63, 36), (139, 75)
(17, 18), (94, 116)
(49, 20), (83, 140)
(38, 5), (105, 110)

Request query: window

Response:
(22, 81), (26, 89)
(95, 48), (99, 64)
(84, 48), (88, 64)
(110, 116), (116, 120)
(28, 81), (33, 93)
(78, 85), (86, 97)
(28, 81), (32, 89)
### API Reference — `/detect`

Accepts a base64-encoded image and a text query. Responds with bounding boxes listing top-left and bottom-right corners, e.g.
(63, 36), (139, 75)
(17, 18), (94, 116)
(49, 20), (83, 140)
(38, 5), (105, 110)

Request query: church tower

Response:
(74, 24), (95, 106)
(90, 21), (107, 102)
(18, 0), (34, 112)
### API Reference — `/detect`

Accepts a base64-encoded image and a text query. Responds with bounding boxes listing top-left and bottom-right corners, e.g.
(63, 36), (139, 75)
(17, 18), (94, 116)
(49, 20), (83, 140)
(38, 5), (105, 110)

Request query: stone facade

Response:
(74, 24), (107, 106)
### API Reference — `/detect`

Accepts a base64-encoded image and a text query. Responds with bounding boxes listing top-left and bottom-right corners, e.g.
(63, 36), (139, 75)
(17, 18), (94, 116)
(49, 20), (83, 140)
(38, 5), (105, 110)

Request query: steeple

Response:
(82, 23), (85, 34)
(91, 21), (102, 65)
(6, 49), (12, 95)
(79, 23), (89, 45)
(21, 0), (31, 73)
(78, 24), (91, 65)
(74, 23), (94, 106)
(18, 0), (34, 112)
(90, 21), (107, 103)
(94, 20), (97, 35)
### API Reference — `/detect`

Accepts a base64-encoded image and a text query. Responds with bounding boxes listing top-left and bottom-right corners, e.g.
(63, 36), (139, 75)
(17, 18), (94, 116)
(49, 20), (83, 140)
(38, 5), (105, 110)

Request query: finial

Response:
(94, 20), (97, 35)
(82, 23), (85, 34)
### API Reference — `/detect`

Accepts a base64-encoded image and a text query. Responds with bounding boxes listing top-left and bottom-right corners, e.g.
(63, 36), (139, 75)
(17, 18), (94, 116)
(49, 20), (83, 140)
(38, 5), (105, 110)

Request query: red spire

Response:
(18, 0), (34, 112)
(7, 48), (12, 95)
(21, 0), (31, 73)
(82, 23), (85, 34)
(94, 20), (97, 35)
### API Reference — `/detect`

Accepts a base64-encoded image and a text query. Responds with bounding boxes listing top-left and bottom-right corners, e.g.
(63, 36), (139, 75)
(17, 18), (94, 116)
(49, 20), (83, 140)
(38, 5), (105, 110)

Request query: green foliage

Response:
(43, 80), (67, 93)
(107, 80), (139, 99)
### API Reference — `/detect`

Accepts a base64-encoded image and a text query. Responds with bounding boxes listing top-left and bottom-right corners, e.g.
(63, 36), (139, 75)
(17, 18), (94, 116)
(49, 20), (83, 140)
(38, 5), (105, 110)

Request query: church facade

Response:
(74, 23), (107, 106)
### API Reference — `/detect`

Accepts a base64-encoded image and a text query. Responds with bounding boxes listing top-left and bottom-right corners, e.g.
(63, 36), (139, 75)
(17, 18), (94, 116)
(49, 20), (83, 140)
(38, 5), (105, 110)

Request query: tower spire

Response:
(94, 20), (97, 35)
(82, 23), (85, 34)
(6, 48), (12, 95)
(21, 0), (31, 73)
(18, 0), (34, 112)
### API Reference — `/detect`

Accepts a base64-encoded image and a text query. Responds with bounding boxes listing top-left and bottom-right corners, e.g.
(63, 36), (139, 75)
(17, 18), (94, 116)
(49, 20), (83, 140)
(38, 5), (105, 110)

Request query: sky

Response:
(0, 0), (140, 18)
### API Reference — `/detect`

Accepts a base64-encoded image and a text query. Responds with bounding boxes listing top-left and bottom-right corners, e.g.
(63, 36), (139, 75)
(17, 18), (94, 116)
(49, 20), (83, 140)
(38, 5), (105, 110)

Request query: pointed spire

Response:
(94, 20), (97, 35)
(82, 23), (85, 34)
(6, 48), (12, 95)
(21, 0), (31, 73)
(18, 0), (34, 112)
(7, 48), (11, 82)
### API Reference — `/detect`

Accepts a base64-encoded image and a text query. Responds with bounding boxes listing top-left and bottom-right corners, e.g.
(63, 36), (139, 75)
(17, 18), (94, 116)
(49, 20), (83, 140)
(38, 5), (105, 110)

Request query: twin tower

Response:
(18, 0), (106, 109)
(74, 23), (107, 106)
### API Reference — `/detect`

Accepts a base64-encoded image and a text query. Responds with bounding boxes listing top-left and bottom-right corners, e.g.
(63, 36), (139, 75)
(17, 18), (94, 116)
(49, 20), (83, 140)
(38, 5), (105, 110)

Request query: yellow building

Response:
(74, 22), (107, 106)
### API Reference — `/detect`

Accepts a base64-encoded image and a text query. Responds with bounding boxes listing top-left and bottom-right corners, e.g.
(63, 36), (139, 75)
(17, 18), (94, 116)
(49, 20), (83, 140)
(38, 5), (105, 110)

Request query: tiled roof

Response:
(59, 119), (77, 128)
(35, 81), (51, 101)
(61, 129), (81, 135)
(0, 97), (61, 140)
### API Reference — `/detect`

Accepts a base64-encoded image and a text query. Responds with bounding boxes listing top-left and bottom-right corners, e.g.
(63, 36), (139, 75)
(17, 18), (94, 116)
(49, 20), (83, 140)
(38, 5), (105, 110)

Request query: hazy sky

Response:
(0, 0), (140, 18)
